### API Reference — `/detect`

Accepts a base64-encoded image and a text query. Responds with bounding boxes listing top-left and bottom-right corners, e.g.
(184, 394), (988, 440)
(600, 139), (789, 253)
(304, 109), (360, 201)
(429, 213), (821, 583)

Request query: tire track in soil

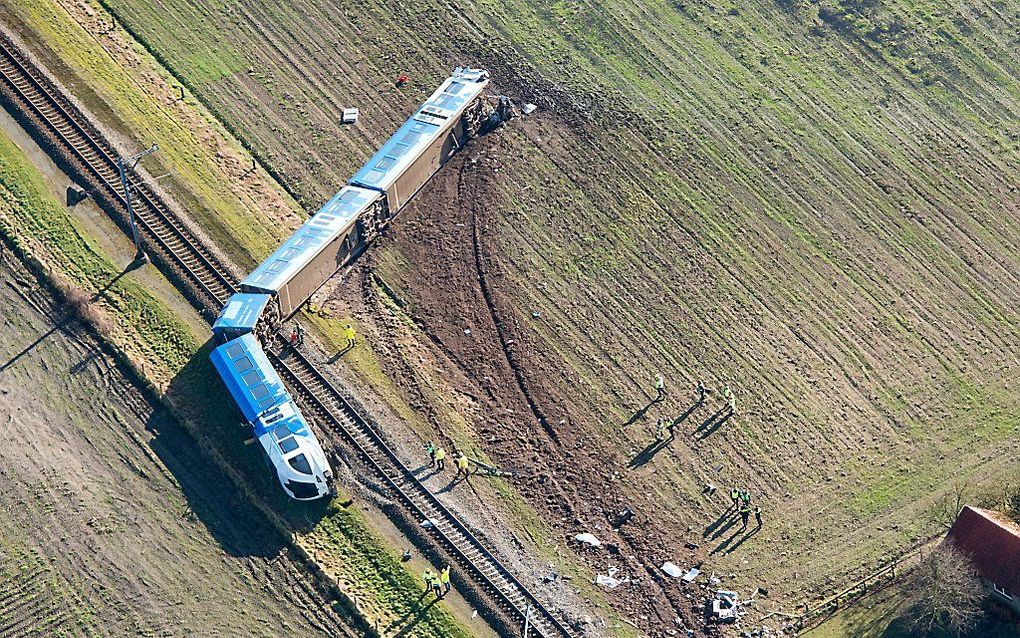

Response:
(380, 149), (703, 632)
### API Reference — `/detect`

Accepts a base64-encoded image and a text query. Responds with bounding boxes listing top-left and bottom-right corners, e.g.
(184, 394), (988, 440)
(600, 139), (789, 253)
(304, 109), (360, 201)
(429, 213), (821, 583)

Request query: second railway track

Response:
(0, 32), (574, 638)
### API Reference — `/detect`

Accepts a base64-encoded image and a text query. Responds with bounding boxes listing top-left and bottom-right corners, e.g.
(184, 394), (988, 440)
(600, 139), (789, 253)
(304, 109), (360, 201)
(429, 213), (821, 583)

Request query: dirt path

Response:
(0, 252), (359, 637)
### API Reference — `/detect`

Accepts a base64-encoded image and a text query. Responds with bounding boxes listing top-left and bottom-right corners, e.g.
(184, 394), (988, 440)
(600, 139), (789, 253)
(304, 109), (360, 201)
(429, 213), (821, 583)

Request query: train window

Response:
(241, 369), (261, 387)
(288, 453), (313, 475)
(225, 342), (244, 358)
(446, 81), (465, 94)
(279, 437), (299, 454)
(399, 130), (421, 147)
(273, 423), (291, 439)
(375, 157), (395, 170)
(233, 355), (254, 373)
(251, 384), (272, 401)
(434, 94), (461, 110)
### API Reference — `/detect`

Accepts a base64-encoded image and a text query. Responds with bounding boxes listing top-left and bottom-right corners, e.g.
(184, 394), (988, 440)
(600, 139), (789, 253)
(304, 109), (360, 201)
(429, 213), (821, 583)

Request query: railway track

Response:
(0, 33), (574, 638)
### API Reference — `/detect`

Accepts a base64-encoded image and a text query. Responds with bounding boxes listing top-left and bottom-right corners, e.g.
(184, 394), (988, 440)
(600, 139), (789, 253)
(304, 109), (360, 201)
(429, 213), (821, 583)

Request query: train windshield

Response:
(288, 453), (312, 475)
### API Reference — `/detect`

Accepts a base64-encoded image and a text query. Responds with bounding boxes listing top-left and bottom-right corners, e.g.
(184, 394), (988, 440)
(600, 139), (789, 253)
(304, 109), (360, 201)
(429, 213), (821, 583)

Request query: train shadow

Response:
(153, 340), (330, 557)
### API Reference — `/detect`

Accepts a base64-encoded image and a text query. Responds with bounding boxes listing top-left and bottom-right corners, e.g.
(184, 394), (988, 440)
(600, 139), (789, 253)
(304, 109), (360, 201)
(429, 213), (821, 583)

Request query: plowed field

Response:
(8, 0), (1020, 634)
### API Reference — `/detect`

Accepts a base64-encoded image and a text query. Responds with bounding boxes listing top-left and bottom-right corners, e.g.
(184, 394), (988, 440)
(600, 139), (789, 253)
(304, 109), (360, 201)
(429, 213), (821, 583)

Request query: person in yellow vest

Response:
(439, 566), (451, 596)
(723, 384), (736, 413)
(422, 569), (436, 597)
(434, 446), (446, 471)
(343, 323), (356, 348)
(454, 452), (470, 479)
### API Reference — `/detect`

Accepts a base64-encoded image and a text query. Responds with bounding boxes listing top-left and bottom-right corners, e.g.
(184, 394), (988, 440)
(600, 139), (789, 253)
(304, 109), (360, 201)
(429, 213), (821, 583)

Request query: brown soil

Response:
(340, 136), (710, 633)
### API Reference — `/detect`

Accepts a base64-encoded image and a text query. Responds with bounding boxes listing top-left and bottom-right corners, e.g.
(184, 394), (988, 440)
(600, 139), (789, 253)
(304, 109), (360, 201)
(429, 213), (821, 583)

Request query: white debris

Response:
(341, 108), (359, 124)
(661, 562), (683, 578)
(421, 518), (438, 528)
(464, 328), (472, 335)
(594, 567), (629, 589)
(522, 103), (538, 115)
(682, 568), (700, 583)
(575, 533), (602, 547)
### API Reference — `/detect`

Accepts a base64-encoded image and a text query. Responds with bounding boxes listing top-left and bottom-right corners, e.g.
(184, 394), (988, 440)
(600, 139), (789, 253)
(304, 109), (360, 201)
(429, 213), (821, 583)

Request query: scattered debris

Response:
(710, 590), (743, 623)
(594, 567), (629, 589)
(340, 108), (359, 124)
(685, 541), (699, 550)
(421, 518), (438, 528)
(532, 310), (542, 318)
(522, 103), (538, 115)
(682, 567), (700, 583)
(613, 506), (635, 527)
(575, 533), (602, 547)
(395, 74), (409, 87)
(661, 562), (683, 578)
(401, 549), (412, 562)
(464, 328), (472, 335)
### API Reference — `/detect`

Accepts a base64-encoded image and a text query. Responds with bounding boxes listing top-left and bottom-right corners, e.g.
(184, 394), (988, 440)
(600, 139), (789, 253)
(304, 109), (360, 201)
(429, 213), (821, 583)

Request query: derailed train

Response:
(210, 68), (505, 499)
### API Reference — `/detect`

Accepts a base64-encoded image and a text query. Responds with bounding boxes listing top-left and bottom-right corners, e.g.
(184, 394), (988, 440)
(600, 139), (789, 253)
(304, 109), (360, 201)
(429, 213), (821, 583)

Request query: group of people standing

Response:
(729, 488), (763, 532)
(422, 565), (452, 598)
(425, 441), (471, 479)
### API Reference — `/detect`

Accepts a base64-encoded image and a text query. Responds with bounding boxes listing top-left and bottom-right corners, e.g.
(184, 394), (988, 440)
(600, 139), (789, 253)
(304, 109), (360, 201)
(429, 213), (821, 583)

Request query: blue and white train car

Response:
(240, 186), (381, 319)
(350, 67), (491, 212)
(211, 68), (500, 501)
(210, 334), (333, 500)
(241, 67), (493, 323)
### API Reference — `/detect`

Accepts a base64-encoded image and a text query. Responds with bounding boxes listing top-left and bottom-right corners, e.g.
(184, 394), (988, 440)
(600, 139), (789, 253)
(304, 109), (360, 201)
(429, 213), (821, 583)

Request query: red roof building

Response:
(946, 506), (1020, 609)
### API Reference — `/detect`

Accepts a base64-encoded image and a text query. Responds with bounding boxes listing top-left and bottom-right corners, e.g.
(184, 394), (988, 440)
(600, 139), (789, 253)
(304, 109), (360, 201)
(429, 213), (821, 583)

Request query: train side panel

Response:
(350, 67), (490, 213)
(241, 186), (379, 318)
(209, 333), (289, 422)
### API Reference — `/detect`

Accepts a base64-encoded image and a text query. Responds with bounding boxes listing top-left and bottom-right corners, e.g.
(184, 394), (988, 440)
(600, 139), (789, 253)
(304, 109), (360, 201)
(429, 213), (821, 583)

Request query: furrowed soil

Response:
(0, 255), (356, 638)
(8, 0), (1020, 635)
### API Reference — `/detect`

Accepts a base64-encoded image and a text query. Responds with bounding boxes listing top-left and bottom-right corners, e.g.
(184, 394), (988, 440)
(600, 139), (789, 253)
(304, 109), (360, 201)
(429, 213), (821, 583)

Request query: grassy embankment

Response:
(0, 125), (473, 638)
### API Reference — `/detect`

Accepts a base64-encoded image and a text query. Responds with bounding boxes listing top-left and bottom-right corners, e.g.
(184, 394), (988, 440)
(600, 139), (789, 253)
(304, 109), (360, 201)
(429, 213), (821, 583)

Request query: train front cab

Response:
(209, 333), (332, 500)
(253, 400), (333, 500)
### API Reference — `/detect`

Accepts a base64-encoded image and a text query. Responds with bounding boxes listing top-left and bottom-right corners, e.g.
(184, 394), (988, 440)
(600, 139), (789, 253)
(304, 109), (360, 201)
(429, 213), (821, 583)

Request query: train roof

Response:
(349, 67), (489, 194)
(209, 333), (288, 422)
(212, 293), (270, 335)
(241, 186), (379, 294)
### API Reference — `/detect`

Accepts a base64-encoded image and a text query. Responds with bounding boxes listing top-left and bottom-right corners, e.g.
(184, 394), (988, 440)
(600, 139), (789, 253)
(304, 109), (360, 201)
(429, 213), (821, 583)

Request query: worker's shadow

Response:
(724, 526), (762, 554)
(385, 596), (439, 636)
(622, 396), (660, 427)
(703, 508), (737, 538)
(694, 410), (732, 440)
(436, 475), (468, 494)
(710, 526), (748, 555)
(326, 343), (354, 364)
(672, 399), (703, 429)
(627, 435), (674, 469)
(411, 463), (442, 481)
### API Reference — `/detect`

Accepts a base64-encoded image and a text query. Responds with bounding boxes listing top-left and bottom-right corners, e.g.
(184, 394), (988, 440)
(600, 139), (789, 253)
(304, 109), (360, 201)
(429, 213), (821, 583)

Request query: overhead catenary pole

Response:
(523, 602), (532, 637)
(116, 144), (158, 265)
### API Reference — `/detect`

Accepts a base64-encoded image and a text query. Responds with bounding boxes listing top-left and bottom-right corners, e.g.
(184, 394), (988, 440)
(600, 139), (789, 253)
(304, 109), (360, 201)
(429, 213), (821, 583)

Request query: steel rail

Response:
(0, 36), (235, 308)
(0, 35), (573, 638)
